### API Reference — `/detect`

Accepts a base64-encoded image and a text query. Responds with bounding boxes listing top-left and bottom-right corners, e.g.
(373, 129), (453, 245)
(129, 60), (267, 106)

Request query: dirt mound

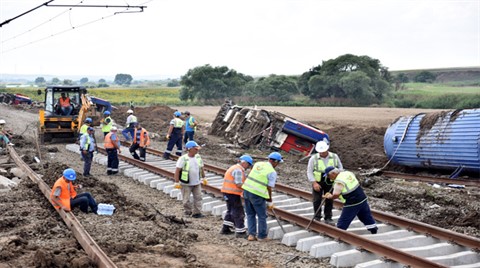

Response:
(114, 106), (176, 134)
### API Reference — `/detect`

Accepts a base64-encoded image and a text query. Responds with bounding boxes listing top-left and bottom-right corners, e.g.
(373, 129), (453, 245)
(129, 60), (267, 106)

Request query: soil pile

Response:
(114, 106), (176, 134)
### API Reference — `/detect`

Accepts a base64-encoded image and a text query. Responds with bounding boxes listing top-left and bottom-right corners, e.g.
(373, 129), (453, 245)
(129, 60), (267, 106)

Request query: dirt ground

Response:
(0, 104), (479, 268)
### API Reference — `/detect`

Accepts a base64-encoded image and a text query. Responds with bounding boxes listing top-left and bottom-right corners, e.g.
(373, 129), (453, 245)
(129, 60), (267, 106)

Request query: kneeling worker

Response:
(323, 167), (378, 234)
(129, 123), (150, 162)
(50, 168), (98, 214)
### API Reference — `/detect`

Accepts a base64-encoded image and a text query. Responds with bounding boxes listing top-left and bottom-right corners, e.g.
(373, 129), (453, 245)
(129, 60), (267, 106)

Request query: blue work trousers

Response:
(222, 193), (246, 233)
(243, 190), (267, 239)
(0, 134), (10, 145)
(106, 148), (119, 174)
(61, 106), (73, 116)
(164, 134), (183, 157)
(183, 131), (195, 144)
(122, 127), (135, 141)
(71, 192), (97, 213)
(337, 200), (377, 234)
(83, 151), (93, 176)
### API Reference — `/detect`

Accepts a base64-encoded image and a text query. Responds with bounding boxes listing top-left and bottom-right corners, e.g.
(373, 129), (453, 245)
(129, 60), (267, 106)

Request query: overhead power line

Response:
(0, 0), (55, 28)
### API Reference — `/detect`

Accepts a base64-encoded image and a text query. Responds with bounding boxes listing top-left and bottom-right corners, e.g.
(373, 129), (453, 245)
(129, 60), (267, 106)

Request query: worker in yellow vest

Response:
(220, 155), (254, 238)
(100, 111), (113, 137)
(242, 152), (283, 242)
(174, 141), (206, 218)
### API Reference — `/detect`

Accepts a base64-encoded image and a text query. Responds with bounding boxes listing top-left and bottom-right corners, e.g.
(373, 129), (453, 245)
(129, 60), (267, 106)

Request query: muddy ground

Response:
(0, 104), (479, 268)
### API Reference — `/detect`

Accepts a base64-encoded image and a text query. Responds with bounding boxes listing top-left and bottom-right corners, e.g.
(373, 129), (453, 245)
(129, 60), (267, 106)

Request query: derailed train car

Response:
(209, 101), (329, 156)
(384, 108), (480, 175)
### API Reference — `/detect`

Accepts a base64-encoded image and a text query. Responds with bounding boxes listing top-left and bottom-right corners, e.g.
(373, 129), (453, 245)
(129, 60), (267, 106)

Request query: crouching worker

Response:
(220, 155), (254, 238)
(50, 168), (98, 214)
(323, 167), (377, 234)
(129, 123), (150, 162)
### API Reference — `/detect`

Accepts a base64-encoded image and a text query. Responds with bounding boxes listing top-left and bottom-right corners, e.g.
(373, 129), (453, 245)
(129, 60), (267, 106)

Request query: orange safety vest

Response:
(50, 176), (77, 210)
(221, 164), (246, 196)
(133, 128), (151, 147)
(59, 97), (71, 108)
(104, 132), (116, 149)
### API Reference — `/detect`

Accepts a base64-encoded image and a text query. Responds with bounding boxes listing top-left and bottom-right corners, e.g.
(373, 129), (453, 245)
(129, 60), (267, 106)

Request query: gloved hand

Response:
(323, 192), (333, 199)
(174, 183), (182, 189)
(166, 134), (170, 140)
(201, 178), (208, 185)
(266, 202), (274, 209)
(75, 184), (83, 189)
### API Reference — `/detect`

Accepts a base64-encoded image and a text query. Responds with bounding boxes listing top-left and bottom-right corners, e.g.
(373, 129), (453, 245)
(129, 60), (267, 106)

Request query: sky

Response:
(0, 0), (479, 80)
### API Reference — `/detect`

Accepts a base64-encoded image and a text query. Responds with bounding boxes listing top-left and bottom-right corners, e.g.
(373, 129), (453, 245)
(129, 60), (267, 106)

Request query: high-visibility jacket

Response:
(335, 171), (367, 207)
(104, 132), (118, 149)
(59, 97), (71, 107)
(180, 154), (203, 183)
(313, 152), (339, 183)
(79, 124), (89, 135)
(242, 162), (274, 199)
(101, 116), (112, 133)
(50, 177), (77, 210)
(172, 118), (184, 128)
(133, 128), (150, 147)
(221, 164), (246, 196)
(186, 116), (196, 131)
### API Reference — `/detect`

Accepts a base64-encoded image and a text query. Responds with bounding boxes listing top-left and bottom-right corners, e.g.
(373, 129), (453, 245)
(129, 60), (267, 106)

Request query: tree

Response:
(298, 65), (321, 96)
(395, 73), (409, 83)
(63, 79), (73, 85)
(114, 74), (133, 85)
(35, 77), (46, 85)
(246, 75), (298, 102)
(300, 54), (392, 105)
(414, 71), (436, 83)
(167, 79), (180, 87)
(80, 77), (89, 84)
(180, 64), (253, 103)
(98, 78), (106, 83)
(51, 77), (60, 84)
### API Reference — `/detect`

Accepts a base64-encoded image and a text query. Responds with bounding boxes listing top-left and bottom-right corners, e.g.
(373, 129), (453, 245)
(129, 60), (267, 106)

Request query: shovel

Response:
(271, 207), (286, 234)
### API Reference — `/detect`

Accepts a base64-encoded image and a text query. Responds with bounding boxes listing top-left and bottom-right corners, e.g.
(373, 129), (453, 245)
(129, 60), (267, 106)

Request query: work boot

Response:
(247, 235), (257, 241)
(220, 227), (233, 235)
(192, 213), (205, 218)
(235, 232), (248, 239)
(257, 237), (271, 242)
(324, 218), (335, 225)
(7, 143), (14, 146)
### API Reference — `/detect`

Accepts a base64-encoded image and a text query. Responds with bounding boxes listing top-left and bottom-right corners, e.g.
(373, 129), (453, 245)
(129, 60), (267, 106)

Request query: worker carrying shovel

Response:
(306, 140), (343, 224)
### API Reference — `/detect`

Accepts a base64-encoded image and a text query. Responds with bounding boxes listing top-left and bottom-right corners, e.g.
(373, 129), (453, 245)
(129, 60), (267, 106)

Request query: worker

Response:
(323, 166), (378, 234)
(242, 152), (283, 242)
(100, 111), (113, 137)
(183, 111), (198, 144)
(220, 155), (253, 238)
(50, 168), (98, 214)
(0, 119), (14, 147)
(122, 109), (137, 141)
(58, 92), (73, 116)
(307, 140), (343, 224)
(173, 141), (206, 218)
(163, 111), (185, 160)
(129, 123), (150, 162)
(79, 118), (93, 135)
(80, 127), (96, 177)
(104, 126), (121, 175)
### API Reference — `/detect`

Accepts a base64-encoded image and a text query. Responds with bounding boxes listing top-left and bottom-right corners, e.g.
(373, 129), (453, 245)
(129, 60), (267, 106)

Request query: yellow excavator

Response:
(38, 86), (112, 143)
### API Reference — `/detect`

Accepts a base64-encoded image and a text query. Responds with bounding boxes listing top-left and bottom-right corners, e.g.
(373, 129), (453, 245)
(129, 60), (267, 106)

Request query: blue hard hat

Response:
(174, 111), (182, 117)
(268, 152), (284, 162)
(103, 111), (111, 115)
(185, 140), (199, 149)
(239, 155), (253, 166)
(63, 168), (76, 181)
(85, 118), (93, 123)
(323, 166), (336, 178)
(87, 127), (94, 131)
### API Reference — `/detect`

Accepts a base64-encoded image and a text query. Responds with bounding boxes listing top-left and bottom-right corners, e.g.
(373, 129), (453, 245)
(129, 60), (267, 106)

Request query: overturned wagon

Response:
(209, 101), (329, 156)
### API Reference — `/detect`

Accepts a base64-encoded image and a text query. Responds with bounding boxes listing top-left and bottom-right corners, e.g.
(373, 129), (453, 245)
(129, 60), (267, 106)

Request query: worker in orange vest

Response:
(50, 168), (98, 214)
(129, 123), (150, 162)
(220, 155), (254, 238)
(104, 126), (121, 175)
(58, 92), (73, 116)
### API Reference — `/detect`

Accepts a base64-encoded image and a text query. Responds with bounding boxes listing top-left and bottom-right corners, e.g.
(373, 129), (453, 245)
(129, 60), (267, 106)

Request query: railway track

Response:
(7, 146), (117, 268)
(65, 143), (480, 268)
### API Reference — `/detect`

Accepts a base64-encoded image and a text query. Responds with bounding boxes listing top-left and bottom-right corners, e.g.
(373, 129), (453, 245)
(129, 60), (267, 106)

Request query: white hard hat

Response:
(315, 141), (329, 153)
(127, 109), (133, 114)
(0, 119), (5, 124)
(111, 126), (118, 131)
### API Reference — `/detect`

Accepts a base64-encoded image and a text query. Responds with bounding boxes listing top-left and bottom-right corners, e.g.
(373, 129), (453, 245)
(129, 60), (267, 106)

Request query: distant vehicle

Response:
(209, 101), (329, 156)
(0, 93), (32, 105)
(37, 86), (113, 143)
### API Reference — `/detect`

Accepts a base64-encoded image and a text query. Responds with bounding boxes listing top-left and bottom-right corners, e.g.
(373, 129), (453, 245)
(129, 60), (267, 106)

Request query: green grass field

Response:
(397, 83), (480, 95)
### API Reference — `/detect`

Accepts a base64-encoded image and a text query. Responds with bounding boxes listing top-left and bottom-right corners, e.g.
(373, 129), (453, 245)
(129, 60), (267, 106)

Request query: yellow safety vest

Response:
(335, 171), (366, 206)
(180, 154), (203, 183)
(242, 162), (274, 199)
(173, 118), (184, 128)
(313, 152), (339, 182)
(80, 124), (89, 135)
(187, 117), (196, 131)
(101, 116), (112, 133)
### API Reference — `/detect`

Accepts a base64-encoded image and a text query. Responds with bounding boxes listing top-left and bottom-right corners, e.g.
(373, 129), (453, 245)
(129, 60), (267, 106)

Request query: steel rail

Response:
(8, 146), (117, 268)
(128, 143), (480, 250)
(382, 171), (480, 187)
(99, 147), (450, 267)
